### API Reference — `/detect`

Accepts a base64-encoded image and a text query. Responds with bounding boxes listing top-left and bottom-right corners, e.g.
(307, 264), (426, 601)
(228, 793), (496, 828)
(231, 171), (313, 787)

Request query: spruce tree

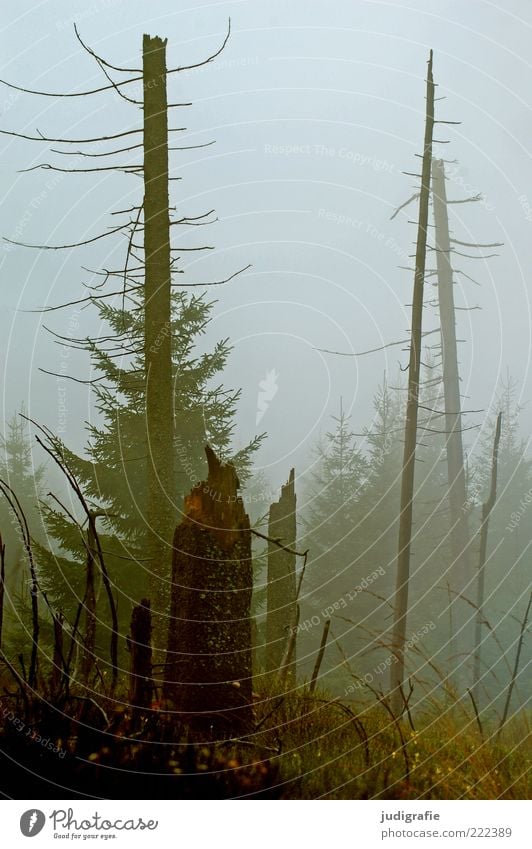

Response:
(467, 378), (532, 710)
(0, 409), (46, 657)
(299, 404), (369, 690)
(36, 290), (263, 638)
(0, 409), (46, 575)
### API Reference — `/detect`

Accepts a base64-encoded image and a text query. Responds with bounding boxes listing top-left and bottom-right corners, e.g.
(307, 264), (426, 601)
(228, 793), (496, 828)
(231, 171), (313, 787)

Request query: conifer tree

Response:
(36, 292), (263, 626)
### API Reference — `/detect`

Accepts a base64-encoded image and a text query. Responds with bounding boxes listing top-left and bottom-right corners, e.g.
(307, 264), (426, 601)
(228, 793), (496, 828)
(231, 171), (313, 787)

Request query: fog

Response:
(0, 0), (531, 804)
(0, 0), (531, 491)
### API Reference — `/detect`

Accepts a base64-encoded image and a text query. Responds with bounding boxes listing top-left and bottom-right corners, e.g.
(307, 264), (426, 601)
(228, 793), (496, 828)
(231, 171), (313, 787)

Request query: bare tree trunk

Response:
(80, 523), (97, 685)
(143, 34), (175, 615)
(50, 611), (64, 697)
(472, 412), (502, 703)
(164, 446), (253, 736)
(390, 51), (435, 716)
(432, 157), (471, 672)
(128, 598), (153, 710)
(266, 469), (297, 685)
(309, 618), (331, 694)
(498, 590), (532, 736)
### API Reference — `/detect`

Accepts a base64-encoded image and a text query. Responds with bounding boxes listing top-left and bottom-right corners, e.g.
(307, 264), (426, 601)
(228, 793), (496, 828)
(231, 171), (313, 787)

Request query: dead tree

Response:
(26, 421), (119, 692)
(143, 36), (175, 613)
(390, 51), (435, 716)
(0, 24), (240, 616)
(127, 598), (153, 710)
(431, 157), (471, 665)
(265, 469), (297, 685)
(164, 446), (253, 736)
(472, 411), (502, 703)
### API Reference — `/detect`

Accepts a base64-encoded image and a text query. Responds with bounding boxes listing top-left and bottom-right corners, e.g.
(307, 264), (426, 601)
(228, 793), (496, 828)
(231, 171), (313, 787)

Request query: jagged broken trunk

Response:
(265, 469), (297, 685)
(164, 446), (253, 735)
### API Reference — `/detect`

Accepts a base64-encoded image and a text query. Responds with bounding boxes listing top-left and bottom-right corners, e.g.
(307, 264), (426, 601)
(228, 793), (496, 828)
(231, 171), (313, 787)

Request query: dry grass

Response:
(250, 686), (531, 799)
(0, 676), (529, 799)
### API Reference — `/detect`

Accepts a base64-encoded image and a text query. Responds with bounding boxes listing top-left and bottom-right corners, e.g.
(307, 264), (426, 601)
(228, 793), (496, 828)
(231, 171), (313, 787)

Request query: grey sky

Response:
(1, 0), (531, 490)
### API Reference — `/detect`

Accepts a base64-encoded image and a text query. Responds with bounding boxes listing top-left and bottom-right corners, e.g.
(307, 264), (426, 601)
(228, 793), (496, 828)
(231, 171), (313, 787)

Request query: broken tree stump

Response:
(127, 598), (153, 710)
(164, 446), (253, 735)
(265, 469), (297, 686)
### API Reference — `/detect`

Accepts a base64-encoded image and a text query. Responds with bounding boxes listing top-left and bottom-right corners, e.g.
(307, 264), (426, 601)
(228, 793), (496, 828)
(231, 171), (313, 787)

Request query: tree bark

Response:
(50, 612), (64, 697)
(265, 469), (297, 686)
(143, 34), (175, 615)
(80, 523), (97, 685)
(390, 52), (435, 716)
(164, 446), (253, 736)
(309, 618), (331, 694)
(0, 534), (5, 651)
(128, 598), (153, 710)
(472, 412), (502, 703)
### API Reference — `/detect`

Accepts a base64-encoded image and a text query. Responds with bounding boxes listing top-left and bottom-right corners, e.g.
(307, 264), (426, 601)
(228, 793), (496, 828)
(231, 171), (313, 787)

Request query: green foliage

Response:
(298, 384), (404, 692)
(37, 289), (263, 626)
(466, 378), (532, 712)
(0, 409), (46, 547)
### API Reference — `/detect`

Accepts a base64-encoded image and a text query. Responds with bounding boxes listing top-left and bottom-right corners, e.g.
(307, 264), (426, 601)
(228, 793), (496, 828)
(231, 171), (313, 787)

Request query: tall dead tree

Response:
(164, 446), (253, 736)
(143, 36), (175, 614)
(390, 51), (435, 716)
(472, 411), (502, 704)
(431, 157), (471, 664)
(265, 468), (297, 685)
(0, 26), (241, 694)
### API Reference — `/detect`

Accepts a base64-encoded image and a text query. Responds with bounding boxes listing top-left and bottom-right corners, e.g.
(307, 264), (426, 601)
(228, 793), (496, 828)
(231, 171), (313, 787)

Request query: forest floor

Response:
(0, 681), (529, 799)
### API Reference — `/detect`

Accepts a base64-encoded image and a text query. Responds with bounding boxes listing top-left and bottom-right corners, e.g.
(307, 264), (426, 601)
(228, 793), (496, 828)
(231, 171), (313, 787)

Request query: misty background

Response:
(0, 0), (531, 494)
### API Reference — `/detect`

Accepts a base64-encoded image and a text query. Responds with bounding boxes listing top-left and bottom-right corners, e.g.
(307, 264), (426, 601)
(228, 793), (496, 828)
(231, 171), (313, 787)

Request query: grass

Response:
(0, 673), (529, 799)
(252, 687), (530, 799)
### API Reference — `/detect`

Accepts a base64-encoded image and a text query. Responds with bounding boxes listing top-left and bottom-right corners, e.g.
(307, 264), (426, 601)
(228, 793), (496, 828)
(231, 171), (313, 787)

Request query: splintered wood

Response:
(164, 446), (253, 735)
(266, 469), (297, 685)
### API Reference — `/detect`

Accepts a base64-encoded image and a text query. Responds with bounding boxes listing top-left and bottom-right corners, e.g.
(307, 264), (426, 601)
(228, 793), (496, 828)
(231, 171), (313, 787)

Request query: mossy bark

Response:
(164, 446), (253, 735)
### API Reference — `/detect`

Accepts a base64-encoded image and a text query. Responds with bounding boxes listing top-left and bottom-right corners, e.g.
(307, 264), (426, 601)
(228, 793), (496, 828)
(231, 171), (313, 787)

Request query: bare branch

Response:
(167, 19), (231, 75)
(74, 24), (141, 74)
(74, 25), (142, 105)
(38, 368), (106, 385)
(250, 528), (308, 559)
(447, 194), (482, 204)
(450, 237), (503, 249)
(177, 263), (252, 288)
(18, 163), (142, 175)
(0, 73), (142, 99)
(0, 127), (184, 144)
(51, 142), (143, 158)
(390, 192), (420, 220)
(4, 221), (133, 251)
(316, 328), (439, 357)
